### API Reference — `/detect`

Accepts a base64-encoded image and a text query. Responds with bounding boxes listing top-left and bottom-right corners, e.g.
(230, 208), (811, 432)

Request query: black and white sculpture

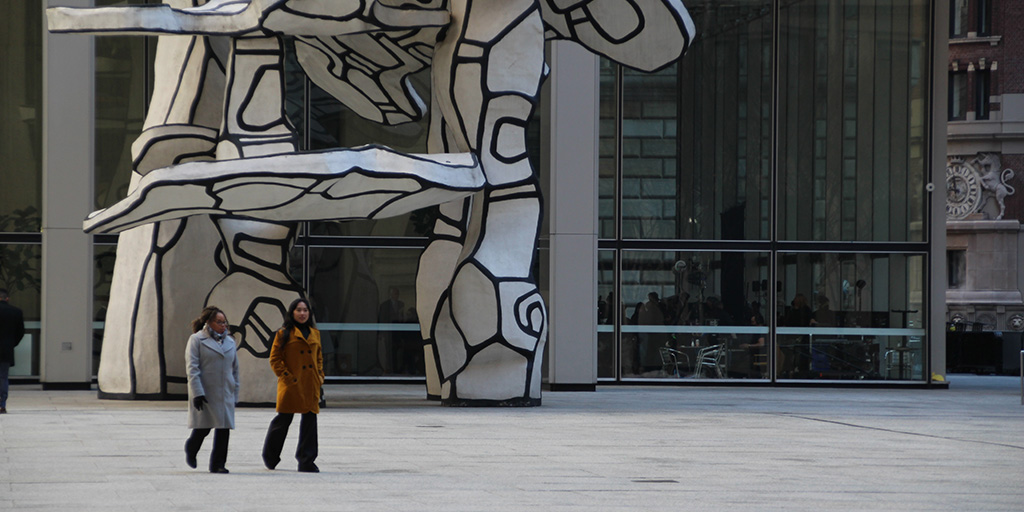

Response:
(49, 0), (694, 405)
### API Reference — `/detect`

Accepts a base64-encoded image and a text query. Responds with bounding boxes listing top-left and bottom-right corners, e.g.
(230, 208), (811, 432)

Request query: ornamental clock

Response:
(946, 161), (982, 219)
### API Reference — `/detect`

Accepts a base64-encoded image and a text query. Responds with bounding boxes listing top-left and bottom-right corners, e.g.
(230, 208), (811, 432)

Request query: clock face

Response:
(946, 163), (981, 219)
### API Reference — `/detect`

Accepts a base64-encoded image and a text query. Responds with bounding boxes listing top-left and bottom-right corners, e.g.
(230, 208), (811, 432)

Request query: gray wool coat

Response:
(185, 329), (240, 429)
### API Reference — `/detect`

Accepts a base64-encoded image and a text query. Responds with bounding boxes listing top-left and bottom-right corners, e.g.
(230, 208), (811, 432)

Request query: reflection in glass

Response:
(93, 245), (118, 375)
(598, 59), (617, 239)
(302, 66), (437, 237)
(0, 2), (43, 231)
(777, 252), (925, 380)
(0, 243), (41, 376)
(597, 250), (615, 378)
(619, 250), (769, 380)
(949, 72), (968, 121)
(610, 0), (772, 241)
(94, 0), (148, 210)
(950, 0), (968, 38)
(975, 70), (990, 120)
(307, 247), (423, 377)
(621, 65), (678, 240)
(282, 37), (306, 151)
(778, 0), (929, 241)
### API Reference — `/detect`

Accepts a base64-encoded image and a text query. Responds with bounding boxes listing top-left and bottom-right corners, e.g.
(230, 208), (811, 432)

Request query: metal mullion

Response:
(613, 62), (624, 382)
(769, 0), (781, 383)
(924, 0), (940, 386)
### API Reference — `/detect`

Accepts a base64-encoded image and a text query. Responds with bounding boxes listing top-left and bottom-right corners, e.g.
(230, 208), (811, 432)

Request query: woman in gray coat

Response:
(185, 306), (239, 473)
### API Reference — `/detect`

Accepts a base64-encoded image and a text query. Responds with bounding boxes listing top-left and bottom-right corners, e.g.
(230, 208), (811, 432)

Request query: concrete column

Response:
(930, 3), (950, 385)
(543, 41), (599, 391)
(41, 0), (94, 389)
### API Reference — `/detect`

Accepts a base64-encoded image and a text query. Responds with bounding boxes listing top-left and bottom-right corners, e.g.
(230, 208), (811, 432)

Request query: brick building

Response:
(946, 0), (1024, 335)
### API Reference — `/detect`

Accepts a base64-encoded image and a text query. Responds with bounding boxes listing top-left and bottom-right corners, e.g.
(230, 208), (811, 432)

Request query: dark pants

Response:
(0, 361), (10, 408)
(186, 428), (230, 470)
(263, 412), (318, 468)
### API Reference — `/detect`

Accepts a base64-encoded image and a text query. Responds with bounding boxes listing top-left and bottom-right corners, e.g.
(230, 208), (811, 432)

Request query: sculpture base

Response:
(441, 396), (541, 407)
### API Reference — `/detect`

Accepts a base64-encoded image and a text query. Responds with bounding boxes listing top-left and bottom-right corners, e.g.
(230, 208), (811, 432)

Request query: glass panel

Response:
(283, 37), (306, 151)
(949, 72), (968, 120)
(0, 1), (43, 232)
(93, 245), (118, 375)
(94, 0), (148, 210)
(778, 0), (930, 242)
(776, 252), (926, 381)
(0, 243), (41, 376)
(977, 0), (991, 35)
(598, 58), (617, 239)
(975, 70), (990, 120)
(597, 250), (615, 378)
(537, 246), (549, 380)
(618, 0), (772, 241)
(621, 64), (678, 240)
(680, 0), (772, 241)
(950, 0), (968, 38)
(306, 68), (432, 237)
(307, 247), (423, 377)
(289, 244), (304, 290)
(620, 250), (769, 380)
(947, 249), (965, 290)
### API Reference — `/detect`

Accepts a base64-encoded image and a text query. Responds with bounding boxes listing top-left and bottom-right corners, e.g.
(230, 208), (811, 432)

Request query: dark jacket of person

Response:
(0, 301), (26, 365)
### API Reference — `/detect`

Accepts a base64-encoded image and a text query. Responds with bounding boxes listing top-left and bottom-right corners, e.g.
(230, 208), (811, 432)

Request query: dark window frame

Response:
(976, 0), (992, 36)
(975, 69), (990, 120)
(948, 71), (968, 121)
(949, 0), (969, 38)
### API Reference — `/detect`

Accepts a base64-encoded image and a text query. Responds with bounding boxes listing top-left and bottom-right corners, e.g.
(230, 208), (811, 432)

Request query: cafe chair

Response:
(884, 347), (916, 379)
(752, 351), (768, 377)
(692, 344), (726, 378)
(659, 345), (689, 378)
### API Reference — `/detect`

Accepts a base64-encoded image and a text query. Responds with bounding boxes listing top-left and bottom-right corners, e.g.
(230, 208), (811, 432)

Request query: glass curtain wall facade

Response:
(599, 0), (932, 382)
(9, 1), (936, 384)
(0, 1), (43, 377)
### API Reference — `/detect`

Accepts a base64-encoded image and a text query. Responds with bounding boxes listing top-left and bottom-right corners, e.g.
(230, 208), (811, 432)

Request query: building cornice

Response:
(946, 219), (1021, 233)
(948, 120), (1024, 143)
(946, 290), (1023, 305)
(949, 34), (1001, 46)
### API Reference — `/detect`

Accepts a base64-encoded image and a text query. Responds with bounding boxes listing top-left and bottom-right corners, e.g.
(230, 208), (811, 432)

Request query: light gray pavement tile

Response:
(0, 375), (1023, 511)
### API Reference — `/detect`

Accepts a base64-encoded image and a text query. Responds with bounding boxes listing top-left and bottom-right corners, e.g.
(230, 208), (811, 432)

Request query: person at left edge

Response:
(0, 288), (26, 414)
(184, 306), (239, 474)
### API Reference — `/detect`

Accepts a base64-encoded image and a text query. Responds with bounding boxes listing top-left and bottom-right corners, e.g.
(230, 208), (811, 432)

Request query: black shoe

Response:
(210, 467), (229, 474)
(185, 443), (197, 469)
(0, 407), (6, 414)
(297, 463), (319, 473)
(263, 455), (280, 470)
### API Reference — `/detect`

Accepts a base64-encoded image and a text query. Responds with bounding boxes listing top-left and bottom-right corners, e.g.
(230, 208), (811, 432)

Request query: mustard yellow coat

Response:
(269, 326), (324, 414)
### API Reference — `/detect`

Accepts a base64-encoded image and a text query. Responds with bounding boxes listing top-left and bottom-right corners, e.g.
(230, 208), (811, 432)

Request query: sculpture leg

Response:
(440, 185), (547, 405)
(97, 24), (226, 398)
(422, 0), (548, 405)
(417, 197), (470, 400)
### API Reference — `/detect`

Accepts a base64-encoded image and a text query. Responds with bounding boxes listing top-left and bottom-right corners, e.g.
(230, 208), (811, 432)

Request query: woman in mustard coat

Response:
(262, 298), (324, 472)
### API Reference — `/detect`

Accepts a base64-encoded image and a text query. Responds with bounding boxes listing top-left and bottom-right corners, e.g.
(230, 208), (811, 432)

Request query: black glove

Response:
(193, 396), (207, 411)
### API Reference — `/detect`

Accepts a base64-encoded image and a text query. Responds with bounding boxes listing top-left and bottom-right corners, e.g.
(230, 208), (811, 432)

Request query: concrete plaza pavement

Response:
(1, 375), (1022, 511)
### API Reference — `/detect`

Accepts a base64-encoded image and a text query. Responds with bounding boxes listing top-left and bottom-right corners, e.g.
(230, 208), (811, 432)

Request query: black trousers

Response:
(186, 428), (230, 470)
(263, 412), (318, 468)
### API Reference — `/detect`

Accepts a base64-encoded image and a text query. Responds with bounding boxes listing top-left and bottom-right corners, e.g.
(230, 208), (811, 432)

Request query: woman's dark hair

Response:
(191, 306), (226, 334)
(281, 298), (315, 333)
